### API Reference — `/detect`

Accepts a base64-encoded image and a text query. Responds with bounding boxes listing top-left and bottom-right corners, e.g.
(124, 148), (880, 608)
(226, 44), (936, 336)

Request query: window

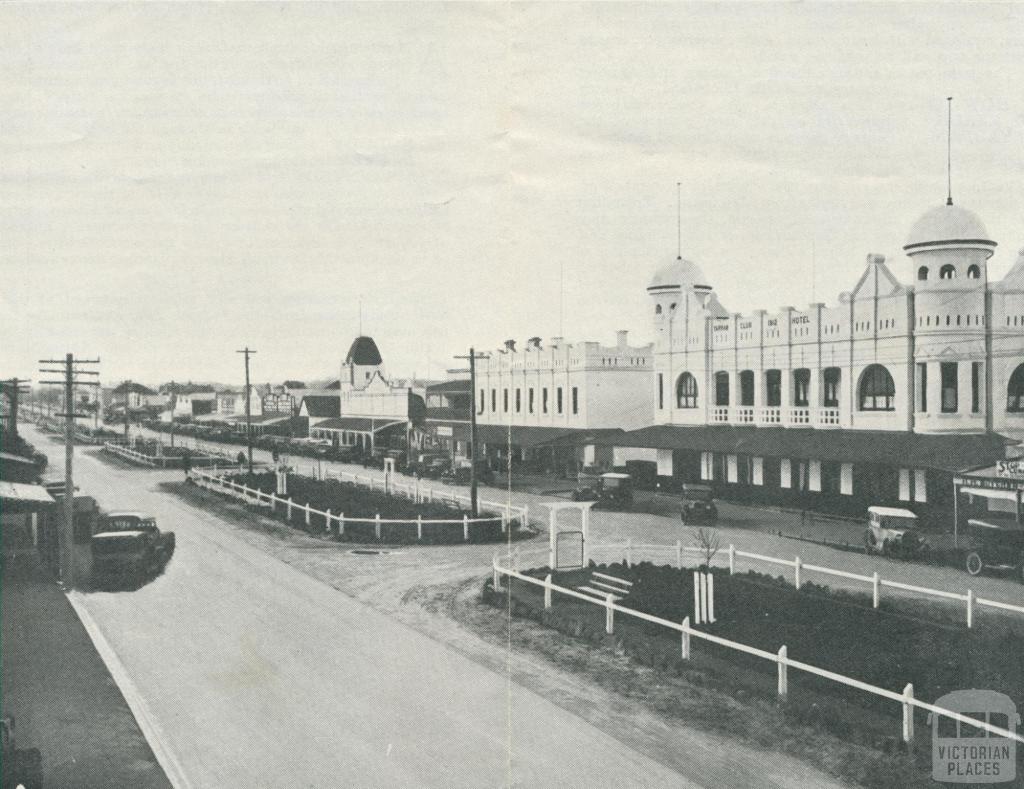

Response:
(529, 388), (535, 414)
(478, 389), (485, 415)
(939, 264), (956, 280)
(714, 372), (730, 406)
(940, 362), (958, 413)
(765, 370), (782, 407)
(739, 370), (755, 406)
(917, 266), (929, 281)
(676, 372), (698, 408)
(793, 369), (810, 407)
(556, 387), (563, 414)
(542, 388), (549, 413)
(971, 362), (981, 413)
(858, 364), (895, 411)
(1007, 364), (1024, 412)
(658, 373), (664, 410)
(572, 387), (578, 415)
(916, 363), (927, 412)
(655, 304), (662, 315)
(967, 264), (981, 279)
(823, 367), (840, 408)
(491, 389), (496, 412)
(515, 388), (521, 413)
(503, 388), (508, 413)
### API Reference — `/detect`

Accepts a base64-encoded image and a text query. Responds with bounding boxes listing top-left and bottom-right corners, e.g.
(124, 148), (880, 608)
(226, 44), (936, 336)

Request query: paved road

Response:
(29, 424), (713, 788)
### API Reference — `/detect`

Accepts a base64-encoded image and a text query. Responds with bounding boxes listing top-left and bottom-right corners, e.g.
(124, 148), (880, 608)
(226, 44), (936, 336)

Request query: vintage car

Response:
(419, 457), (452, 480)
(2, 717), (42, 789)
(680, 483), (718, 525)
(573, 471), (634, 507)
(963, 517), (1024, 582)
(441, 459), (494, 486)
(407, 452), (444, 477)
(91, 511), (176, 579)
(864, 506), (929, 558)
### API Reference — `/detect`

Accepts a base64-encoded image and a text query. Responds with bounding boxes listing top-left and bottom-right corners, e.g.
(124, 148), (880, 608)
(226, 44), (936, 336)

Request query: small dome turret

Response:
(647, 256), (712, 293)
(903, 204), (996, 258)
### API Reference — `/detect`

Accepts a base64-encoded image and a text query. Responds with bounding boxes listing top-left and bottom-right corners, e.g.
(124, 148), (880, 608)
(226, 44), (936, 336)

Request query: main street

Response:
(28, 424), (855, 789)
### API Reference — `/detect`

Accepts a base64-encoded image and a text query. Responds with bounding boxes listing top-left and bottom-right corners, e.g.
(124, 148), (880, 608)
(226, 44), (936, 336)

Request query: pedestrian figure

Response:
(182, 449), (192, 479)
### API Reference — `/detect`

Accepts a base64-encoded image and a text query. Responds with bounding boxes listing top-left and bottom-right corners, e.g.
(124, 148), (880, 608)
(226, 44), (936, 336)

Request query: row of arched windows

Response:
(917, 264), (981, 281)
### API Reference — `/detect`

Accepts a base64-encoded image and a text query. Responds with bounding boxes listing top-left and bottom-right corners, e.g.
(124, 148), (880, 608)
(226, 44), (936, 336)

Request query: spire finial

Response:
(359, 295), (363, 335)
(676, 181), (682, 259)
(946, 96), (953, 206)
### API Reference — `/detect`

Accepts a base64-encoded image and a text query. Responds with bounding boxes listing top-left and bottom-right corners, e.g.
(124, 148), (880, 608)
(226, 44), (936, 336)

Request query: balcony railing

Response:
(711, 406), (730, 424)
(815, 407), (841, 427)
(787, 407), (811, 426)
(757, 406), (782, 425)
(732, 406), (755, 425)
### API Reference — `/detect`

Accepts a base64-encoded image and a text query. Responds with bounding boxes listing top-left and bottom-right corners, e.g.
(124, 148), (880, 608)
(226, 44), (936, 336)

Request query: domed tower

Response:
(905, 204), (995, 430)
(647, 256), (715, 338)
(341, 335), (384, 391)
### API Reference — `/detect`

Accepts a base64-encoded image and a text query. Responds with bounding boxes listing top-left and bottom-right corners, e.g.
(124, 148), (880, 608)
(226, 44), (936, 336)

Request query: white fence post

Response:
(902, 683), (915, 742)
(463, 514), (469, 542)
(700, 572), (709, 624)
(707, 573), (715, 623)
(681, 616), (691, 659)
(304, 505), (311, 527)
(625, 538), (633, 568)
(872, 572), (880, 609)
(287, 497), (293, 520)
(605, 593), (615, 634)
(501, 512), (507, 533)
(375, 513), (382, 540)
(339, 512), (345, 537)
(544, 574), (552, 609)
(793, 555), (802, 589)
(692, 571), (702, 625)
(728, 544), (735, 575)
(966, 589), (974, 629)
(417, 514), (423, 541)
(493, 555), (502, 591)
(675, 540), (682, 569)
(777, 645), (788, 697)
(325, 508), (332, 534)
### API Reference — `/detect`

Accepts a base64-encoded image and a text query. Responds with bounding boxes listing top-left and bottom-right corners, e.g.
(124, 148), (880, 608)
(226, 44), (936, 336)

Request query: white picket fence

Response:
(102, 442), (158, 466)
(190, 469), (515, 541)
(566, 539), (1023, 628)
(492, 550), (1024, 746)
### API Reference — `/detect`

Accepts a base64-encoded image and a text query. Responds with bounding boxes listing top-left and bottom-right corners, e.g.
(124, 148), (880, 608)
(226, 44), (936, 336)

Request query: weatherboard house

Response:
(589, 199), (1024, 528)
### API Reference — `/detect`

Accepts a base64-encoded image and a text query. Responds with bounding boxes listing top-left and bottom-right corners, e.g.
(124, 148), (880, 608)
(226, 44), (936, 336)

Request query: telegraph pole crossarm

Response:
(454, 348), (490, 516)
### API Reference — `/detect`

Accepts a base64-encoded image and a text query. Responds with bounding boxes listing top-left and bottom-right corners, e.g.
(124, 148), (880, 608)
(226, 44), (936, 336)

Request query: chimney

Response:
(504, 339), (517, 352)
(616, 330), (629, 348)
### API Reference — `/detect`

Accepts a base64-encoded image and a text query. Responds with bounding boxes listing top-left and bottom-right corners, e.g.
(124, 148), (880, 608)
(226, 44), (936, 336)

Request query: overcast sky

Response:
(3, 3), (1023, 388)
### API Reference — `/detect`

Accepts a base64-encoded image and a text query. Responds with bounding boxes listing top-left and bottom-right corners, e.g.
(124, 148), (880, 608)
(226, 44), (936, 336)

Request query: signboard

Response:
(436, 426), (453, 437)
(996, 459), (1024, 480)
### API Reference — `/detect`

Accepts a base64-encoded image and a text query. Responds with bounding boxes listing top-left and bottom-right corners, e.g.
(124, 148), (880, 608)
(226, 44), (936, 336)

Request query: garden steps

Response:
(578, 572), (632, 602)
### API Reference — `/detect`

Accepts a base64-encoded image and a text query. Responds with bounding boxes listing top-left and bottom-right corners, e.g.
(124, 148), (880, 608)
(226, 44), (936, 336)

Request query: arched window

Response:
(940, 264), (956, 280)
(676, 372), (698, 409)
(714, 372), (730, 406)
(823, 367), (841, 407)
(859, 364), (895, 411)
(655, 304), (662, 315)
(917, 266), (929, 281)
(1008, 364), (1024, 413)
(669, 302), (677, 311)
(738, 370), (755, 406)
(967, 264), (981, 279)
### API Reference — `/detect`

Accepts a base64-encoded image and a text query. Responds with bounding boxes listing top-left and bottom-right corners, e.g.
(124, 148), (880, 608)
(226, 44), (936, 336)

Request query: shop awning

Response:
(585, 424), (1016, 472)
(315, 417), (406, 434)
(0, 481), (55, 504)
(474, 424), (579, 449)
(959, 486), (1020, 501)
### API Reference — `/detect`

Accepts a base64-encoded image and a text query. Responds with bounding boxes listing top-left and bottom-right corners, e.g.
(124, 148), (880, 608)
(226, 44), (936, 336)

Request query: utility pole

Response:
(1, 378), (31, 437)
(40, 353), (100, 588)
(236, 347), (256, 477)
(121, 379), (133, 439)
(454, 348), (489, 516)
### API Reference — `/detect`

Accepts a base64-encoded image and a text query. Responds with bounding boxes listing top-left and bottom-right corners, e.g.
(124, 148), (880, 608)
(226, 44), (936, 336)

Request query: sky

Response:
(2, 2), (1023, 389)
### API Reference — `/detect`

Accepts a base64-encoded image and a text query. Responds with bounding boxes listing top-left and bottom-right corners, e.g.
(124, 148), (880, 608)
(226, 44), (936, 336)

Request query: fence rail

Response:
(189, 468), (515, 541)
(508, 539), (1024, 628)
(491, 552), (1024, 745)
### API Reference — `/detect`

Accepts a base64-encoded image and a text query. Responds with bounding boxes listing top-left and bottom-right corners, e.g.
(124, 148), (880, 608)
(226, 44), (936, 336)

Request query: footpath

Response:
(1, 554), (171, 789)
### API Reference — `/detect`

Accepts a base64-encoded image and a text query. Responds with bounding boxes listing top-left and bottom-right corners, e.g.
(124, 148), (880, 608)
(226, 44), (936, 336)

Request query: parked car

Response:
(2, 717), (42, 789)
(864, 506), (929, 558)
(408, 452), (444, 477)
(420, 457), (452, 480)
(361, 449), (387, 470)
(573, 471), (633, 507)
(441, 459), (494, 486)
(680, 483), (718, 525)
(962, 517), (1024, 582)
(91, 511), (176, 580)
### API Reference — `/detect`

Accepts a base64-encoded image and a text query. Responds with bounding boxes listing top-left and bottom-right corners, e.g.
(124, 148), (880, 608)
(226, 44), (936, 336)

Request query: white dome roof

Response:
(903, 204), (995, 252)
(647, 256), (712, 291)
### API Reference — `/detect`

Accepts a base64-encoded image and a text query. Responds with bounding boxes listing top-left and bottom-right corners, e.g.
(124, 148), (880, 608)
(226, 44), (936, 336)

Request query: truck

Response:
(91, 511), (176, 580)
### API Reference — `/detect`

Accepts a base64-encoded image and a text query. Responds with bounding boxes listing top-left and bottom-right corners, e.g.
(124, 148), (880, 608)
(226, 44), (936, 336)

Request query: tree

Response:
(692, 527), (721, 569)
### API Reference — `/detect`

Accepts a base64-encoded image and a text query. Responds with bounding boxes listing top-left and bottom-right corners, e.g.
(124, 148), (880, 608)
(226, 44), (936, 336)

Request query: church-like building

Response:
(593, 199), (1024, 528)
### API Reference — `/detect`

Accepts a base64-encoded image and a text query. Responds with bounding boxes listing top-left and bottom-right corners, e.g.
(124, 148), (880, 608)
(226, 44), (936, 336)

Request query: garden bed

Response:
(219, 471), (527, 545)
(490, 561), (1024, 738)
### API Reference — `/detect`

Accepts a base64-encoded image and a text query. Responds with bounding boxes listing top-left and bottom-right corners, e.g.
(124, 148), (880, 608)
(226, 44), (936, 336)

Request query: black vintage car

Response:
(573, 472), (633, 507)
(680, 483), (718, 526)
(91, 512), (176, 580)
(963, 518), (1024, 582)
(441, 459), (494, 486)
